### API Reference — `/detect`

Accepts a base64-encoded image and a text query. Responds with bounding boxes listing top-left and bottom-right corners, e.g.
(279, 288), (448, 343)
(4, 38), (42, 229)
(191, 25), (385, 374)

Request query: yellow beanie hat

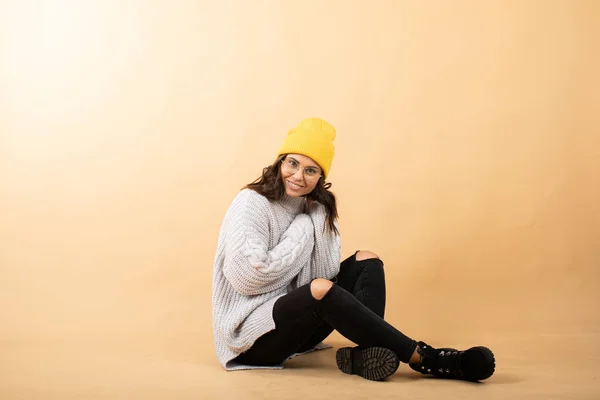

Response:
(277, 117), (336, 178)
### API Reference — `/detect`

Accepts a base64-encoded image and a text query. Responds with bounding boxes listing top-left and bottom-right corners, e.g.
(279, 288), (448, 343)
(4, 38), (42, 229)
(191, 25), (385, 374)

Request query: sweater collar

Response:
(278, 194), (306, 214)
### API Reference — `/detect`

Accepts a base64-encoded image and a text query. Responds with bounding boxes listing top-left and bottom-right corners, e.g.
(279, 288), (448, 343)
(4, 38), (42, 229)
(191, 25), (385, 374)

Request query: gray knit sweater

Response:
(212, 189), (341, 370)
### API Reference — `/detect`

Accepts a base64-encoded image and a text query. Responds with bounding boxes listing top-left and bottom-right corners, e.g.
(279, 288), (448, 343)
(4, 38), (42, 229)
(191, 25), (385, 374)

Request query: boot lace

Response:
(435, 350), (463, 377)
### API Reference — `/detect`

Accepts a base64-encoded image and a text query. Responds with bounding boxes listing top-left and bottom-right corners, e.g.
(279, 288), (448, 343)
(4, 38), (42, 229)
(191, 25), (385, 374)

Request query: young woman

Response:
(212, 117), (495, 381)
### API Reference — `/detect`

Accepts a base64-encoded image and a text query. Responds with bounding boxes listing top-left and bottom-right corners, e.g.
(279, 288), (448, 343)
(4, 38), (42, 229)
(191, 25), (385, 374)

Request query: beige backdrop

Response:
(1, 1), (599, 399)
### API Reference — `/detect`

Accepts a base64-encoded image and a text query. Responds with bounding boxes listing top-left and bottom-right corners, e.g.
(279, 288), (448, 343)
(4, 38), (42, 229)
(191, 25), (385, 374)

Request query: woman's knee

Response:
(310, 278), (334, 300)
(355, 250), (380, 261)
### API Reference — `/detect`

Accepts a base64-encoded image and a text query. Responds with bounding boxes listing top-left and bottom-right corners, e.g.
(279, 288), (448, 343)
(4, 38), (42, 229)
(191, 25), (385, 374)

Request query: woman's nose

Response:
(292, 169), (305, 180)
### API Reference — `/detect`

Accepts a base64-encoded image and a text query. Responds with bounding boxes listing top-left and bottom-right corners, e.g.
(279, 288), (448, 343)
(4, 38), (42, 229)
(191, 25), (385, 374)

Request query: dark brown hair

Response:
(244, 154), (339, 235)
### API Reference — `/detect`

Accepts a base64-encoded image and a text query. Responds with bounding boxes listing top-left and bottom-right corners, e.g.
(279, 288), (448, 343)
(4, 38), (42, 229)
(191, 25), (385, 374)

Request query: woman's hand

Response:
(302, 198), (317, 214)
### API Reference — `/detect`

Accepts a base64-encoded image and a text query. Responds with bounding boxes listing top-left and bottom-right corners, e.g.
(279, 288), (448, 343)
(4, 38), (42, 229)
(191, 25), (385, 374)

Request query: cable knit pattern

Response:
(212, 189), (341, 370)
(296, 202), (341, 288)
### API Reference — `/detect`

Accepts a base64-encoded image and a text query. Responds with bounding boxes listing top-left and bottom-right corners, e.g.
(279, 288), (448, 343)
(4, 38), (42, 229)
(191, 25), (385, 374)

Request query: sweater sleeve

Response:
(222, 191), (314, 296)
(308, 203), (341, 281)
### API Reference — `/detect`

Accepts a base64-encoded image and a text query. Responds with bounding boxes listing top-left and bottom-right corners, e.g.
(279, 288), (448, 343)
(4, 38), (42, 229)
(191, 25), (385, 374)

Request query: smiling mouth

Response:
(287, 180), (304, 189)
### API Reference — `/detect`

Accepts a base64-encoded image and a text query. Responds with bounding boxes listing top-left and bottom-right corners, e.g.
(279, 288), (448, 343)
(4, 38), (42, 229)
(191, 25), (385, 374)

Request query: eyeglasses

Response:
(281, 157), (322, 182)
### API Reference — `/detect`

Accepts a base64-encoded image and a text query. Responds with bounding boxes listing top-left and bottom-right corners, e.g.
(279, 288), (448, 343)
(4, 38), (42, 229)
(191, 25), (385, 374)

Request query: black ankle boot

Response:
(336, 346), (400, 381)
(409, 341), (495, 381)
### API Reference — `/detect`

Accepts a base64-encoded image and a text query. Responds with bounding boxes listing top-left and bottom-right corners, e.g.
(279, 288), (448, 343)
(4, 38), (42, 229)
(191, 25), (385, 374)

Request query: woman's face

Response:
(280, 154), (322, 197)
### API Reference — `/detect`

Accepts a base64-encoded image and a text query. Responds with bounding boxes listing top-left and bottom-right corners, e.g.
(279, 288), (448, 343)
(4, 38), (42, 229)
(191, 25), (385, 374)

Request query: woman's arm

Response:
(307, 202), (341, 281)
(222, 191), (314, 296)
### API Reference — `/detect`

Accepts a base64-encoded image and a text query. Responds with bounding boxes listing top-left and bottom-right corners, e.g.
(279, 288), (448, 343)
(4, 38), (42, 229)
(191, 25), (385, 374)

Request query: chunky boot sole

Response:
(464, 346), (496, 381)
(336, 346), (400, 381)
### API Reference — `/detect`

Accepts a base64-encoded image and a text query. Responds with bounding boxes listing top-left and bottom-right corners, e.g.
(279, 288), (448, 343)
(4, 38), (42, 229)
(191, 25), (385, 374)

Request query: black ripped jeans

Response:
(234, 251), (418, 366)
